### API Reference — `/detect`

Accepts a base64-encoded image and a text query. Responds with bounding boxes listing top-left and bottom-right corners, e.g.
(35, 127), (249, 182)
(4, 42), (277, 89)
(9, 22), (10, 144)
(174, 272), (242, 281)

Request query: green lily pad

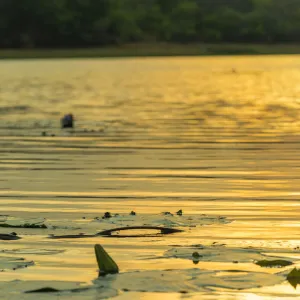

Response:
(255, 260), (293, 268)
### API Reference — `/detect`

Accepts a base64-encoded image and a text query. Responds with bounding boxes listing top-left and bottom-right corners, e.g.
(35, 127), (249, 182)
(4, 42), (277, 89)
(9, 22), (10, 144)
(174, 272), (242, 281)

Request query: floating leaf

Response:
(255, 260), (293, 268)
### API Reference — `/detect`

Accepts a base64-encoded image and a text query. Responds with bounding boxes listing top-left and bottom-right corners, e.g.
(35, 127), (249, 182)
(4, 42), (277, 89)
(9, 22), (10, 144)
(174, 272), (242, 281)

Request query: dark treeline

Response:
(1, 0), (300, 48)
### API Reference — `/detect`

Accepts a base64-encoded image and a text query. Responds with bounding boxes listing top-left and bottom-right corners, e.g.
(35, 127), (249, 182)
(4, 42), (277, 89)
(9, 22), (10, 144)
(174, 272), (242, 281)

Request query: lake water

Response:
(1, 56), (300, 299)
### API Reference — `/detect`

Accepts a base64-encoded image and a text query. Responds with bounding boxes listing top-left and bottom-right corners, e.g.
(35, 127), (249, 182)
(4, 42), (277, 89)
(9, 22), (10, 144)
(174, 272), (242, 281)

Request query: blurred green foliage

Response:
(0, 0), (300, 48)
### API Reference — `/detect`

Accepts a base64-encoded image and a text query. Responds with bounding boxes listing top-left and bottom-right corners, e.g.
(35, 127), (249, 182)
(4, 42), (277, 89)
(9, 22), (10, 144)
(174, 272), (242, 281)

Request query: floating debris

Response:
(176, 210), (183, 216)
(130, 211), (136, 216)
(61, 113), (74, 128)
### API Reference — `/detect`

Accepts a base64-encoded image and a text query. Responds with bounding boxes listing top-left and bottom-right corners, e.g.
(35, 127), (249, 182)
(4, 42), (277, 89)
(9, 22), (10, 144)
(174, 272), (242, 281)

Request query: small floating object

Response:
(130, 211), (136, 216)
(176, 210), (183, 216)
(94, 244), (119, 276)
(97, 226), (183, 238)
(103, 212), (112, 219)
(61, 113), (74, 128)
(192, 251), (202, 264)
(192, 252), (201, 259)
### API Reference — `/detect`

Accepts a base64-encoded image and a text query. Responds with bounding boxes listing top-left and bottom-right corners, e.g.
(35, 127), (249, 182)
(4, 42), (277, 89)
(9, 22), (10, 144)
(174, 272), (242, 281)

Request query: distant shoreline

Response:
(1, 43), (300, 59)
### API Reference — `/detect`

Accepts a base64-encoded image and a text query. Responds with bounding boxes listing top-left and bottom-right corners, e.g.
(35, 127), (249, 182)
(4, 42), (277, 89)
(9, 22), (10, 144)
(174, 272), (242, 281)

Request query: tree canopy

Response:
(0, 0), (300, 48)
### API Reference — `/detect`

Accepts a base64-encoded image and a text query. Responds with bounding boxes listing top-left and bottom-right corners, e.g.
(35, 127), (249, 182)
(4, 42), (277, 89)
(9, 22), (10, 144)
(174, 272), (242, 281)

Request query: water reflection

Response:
(1, 56), (300, 298)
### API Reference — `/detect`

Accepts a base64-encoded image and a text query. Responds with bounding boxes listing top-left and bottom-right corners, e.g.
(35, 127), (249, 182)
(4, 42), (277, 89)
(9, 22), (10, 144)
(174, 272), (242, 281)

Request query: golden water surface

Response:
(1, 55), (300, 299)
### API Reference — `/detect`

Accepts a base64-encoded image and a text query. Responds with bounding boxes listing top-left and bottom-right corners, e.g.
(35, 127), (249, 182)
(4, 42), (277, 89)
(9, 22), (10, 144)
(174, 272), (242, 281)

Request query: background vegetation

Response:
(0, 0), (300, 49)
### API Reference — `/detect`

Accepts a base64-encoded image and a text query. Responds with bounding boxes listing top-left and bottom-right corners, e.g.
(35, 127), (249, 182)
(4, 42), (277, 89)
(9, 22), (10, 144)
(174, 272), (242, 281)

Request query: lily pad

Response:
(0, 281), (117, 299)
(94, 268), (285, 292)
(164, 245), (266, 263)
(0, 217), (47, 229)
(92, 212), (231, 230)
(163, 245), (299, 266)
(255, 260), (293, 268)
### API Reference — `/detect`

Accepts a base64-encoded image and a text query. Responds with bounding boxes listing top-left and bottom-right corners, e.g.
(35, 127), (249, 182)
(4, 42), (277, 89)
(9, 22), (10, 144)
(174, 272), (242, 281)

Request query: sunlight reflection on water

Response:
(1, 56), (300, 299)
